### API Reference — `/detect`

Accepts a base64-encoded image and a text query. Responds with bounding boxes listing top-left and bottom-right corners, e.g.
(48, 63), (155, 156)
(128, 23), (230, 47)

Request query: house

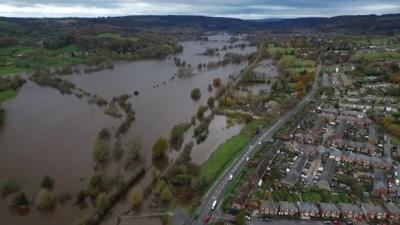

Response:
(319, 203), (340, 218)
(297, 202), (319, 218)
(260, 200), (279, 215)
(319, 159), (337, 191)
(334, 121), (345, 139)
(289, 143), (318, 157)
(293, 133), (316, 145)
(338, 203), (363, 219)
(373, 169), (388, 196)
(278, 201), (298, 216)
(281, 155), (308, 187)
(368, 124), (378, 145)
(362, 203), (387, 220)
(385, 203), (400, 222)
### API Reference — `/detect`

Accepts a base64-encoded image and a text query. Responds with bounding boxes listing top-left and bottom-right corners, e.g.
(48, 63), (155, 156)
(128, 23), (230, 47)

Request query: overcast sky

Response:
(0, 0), (399, 19)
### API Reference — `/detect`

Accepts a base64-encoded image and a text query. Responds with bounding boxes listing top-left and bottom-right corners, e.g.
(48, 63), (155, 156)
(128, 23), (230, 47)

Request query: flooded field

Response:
(0, 33), (264, 225)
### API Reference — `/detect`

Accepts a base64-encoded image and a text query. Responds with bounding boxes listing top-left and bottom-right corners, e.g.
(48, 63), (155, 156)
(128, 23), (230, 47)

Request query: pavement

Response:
(193, 59), (322, 225)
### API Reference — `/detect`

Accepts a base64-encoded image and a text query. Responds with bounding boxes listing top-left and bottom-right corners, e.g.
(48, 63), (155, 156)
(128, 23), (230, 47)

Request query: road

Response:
(194, 59), (322, 225)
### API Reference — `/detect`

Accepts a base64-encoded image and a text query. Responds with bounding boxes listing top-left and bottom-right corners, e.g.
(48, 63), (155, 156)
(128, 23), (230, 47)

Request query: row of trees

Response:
(0, 175), (56, 211)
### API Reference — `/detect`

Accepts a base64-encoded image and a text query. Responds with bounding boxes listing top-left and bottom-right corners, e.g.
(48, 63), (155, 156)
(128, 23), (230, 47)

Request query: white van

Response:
(211, 200), (218, 210)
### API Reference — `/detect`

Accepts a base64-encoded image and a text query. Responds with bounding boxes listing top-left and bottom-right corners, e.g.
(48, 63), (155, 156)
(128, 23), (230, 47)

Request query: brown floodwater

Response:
(0, 33), (257, 225)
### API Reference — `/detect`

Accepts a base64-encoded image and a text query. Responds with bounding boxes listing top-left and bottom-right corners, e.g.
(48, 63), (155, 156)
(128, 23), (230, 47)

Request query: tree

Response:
(169, 123), (190, 150)
(125, 137), (141, 162)
(213, 78), (221, 87)
(7, 191), (30, 209)
(36, 189), (56, 210)
(160, 186), (173, 203)
(152, 137), (168, 159)
(0, 177), (20, 195)
(154, 180), (167, 195)
(96, 192), (108, 208)
(207, 97), (215, 108)
(92, 138), (110, 162)
(88, 175), (107, 197)
(197, 105), (208, 120)
(129, 189), (143, 207)
(235, 211), (246, 225)
(190, 88), (201, 100)
(41, 175), (55, 189)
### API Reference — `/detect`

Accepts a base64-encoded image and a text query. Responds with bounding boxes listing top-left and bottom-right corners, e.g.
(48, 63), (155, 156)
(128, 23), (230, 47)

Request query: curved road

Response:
(194, 58), (322, 225)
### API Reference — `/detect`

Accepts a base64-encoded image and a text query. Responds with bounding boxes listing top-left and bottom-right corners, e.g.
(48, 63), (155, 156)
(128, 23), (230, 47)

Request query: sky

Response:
(0, 0), (399, 19)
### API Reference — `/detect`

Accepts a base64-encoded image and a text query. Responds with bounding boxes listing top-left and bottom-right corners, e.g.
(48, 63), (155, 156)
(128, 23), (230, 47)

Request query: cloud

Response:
(0, 0), (399, 18)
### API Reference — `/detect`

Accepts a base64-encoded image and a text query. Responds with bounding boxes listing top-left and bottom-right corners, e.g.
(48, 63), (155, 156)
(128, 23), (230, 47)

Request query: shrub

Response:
(152, 137), (168, 159)
(190, 88), (201, 100)
(41, 175), (55, 189)
(88, 175), (107, 197)
(129, 189), (143, 207)
(36, 189), (56, 209)
(0, 177), (20, 195)
(7, 191), (30, 209)
(169, 123), (190, 150)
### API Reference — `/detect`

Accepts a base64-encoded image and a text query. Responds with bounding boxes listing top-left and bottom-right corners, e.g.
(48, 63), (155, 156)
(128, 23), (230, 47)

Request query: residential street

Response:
(194, 59), (322, 225)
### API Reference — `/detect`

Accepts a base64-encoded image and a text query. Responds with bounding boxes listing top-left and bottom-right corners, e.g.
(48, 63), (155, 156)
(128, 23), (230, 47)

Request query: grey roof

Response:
(297, 202), (319, 211)
(279, 201), (298, 211)
(320, 159), (337, 185)
(338, 203), (362, 213)
(362, 203), (386, 213)
(373, 168), (388, 190)
(282, 155), (308, 187)
(385, 203), (400, 214)
(369, 124), (377, 139)
(260, 200), (279, 210)
(319, 203), (340, 212)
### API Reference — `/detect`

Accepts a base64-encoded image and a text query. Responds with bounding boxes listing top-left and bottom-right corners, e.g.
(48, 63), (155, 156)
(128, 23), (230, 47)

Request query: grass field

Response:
(0, 89), (16, 102)
(0, 65), (30, 76)
(199, 121), (263, 184)
(96, 32), (138, 42)
(351, 51), (400, 62)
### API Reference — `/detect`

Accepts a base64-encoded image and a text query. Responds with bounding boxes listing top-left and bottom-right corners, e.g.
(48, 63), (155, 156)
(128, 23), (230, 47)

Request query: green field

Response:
(351, 51), (400, 62)
(200, 121), (263, 184)
(0, 89), (17, 102)
(96, 32), (138, 42)
(0, 65), (30, 76)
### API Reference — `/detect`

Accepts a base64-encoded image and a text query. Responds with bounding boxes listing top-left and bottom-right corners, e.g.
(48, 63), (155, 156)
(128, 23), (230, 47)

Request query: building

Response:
(279, 201), (298, 216)
(260, 200), (279, 215)
(319, 159), (337, 191)
(362, 203), (387, 220)
(338, 203), (363, 219)
(297, 202), (319, 218)
(281, 155), (308, 187)
(373, 169), (388, 196)
(385, 203), (400, 222)
(319, 203), (340, 218)
(368, 124), (378, 145)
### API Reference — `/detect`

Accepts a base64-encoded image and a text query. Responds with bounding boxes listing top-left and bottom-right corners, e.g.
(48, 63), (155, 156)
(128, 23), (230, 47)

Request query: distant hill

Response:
(1, 13), (400, 35)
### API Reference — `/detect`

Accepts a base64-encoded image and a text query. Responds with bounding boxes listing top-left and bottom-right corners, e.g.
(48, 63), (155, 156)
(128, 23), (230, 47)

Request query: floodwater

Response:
(0, 33), (258, 225)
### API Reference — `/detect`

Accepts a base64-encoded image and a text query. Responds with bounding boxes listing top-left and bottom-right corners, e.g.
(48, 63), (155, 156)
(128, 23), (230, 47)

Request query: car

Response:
(261, 217), (271, 222)
(323, 221), (332, 224)
(228, 174), (234, 181)
(245, 215), (251, 220)
(211, 200), (218, 210)
(245, 156), (250, 161)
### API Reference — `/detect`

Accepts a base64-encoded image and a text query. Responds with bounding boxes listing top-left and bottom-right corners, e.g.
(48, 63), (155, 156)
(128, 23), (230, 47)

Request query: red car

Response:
(202, 214), (212, 223)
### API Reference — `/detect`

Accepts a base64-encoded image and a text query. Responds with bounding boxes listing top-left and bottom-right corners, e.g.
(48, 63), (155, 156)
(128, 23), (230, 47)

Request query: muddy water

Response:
(0, 33), (256, 225)
(0, 81), (117, 225)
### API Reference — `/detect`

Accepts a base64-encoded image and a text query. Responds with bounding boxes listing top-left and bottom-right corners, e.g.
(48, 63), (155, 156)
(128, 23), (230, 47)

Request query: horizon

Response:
(1, 0), (400, 19)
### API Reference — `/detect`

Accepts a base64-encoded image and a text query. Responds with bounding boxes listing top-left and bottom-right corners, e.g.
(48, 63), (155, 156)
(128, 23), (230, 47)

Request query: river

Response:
(0, 33), (261, 225)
